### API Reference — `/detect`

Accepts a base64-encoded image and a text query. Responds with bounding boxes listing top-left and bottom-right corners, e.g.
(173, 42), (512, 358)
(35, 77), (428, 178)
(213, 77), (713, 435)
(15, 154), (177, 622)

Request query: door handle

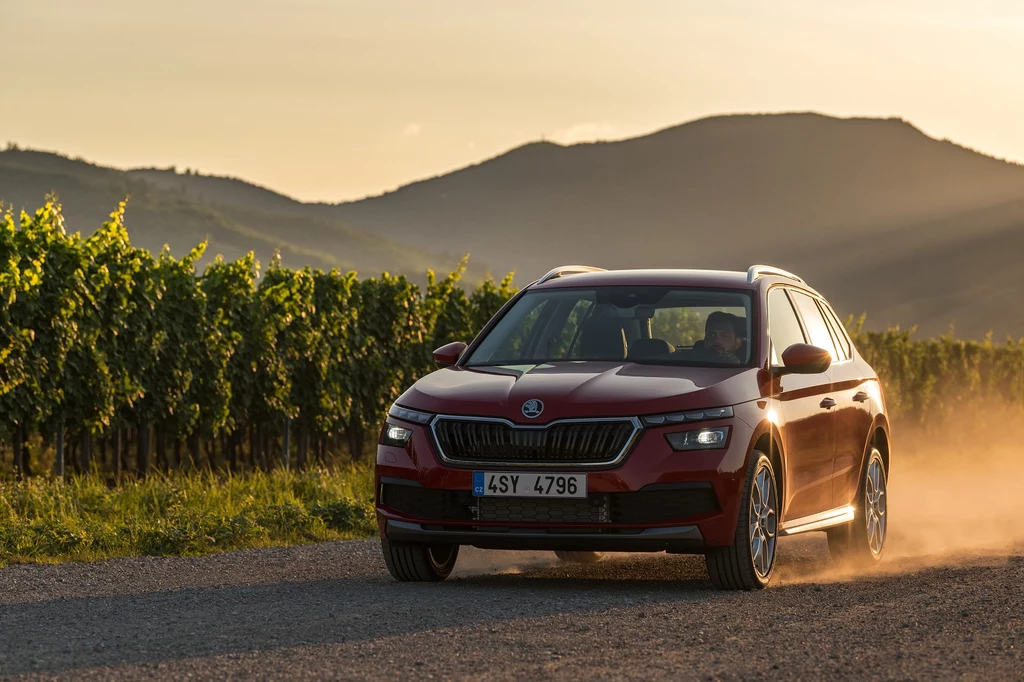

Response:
(820, 397), (837, 409)
(852, 391), (869, 403)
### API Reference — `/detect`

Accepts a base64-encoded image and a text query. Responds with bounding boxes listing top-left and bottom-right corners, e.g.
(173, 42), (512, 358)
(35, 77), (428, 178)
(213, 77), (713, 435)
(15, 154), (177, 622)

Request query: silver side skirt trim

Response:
(780, 505), (855, 536)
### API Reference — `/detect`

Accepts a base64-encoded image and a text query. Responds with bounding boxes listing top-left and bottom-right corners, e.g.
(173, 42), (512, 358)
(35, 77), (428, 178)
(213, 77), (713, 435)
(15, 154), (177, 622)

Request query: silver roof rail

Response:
(536, 265), (607, 285)
(746, 264), (804, 285)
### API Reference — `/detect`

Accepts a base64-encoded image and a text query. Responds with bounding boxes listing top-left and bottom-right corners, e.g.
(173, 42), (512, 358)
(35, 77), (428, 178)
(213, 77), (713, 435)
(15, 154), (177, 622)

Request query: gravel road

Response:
(0, 537), (1020, 681)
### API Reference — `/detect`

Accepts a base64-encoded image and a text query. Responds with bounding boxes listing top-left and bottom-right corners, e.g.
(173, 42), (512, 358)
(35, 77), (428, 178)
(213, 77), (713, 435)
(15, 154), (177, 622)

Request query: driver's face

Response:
(706, 324), (741, 354)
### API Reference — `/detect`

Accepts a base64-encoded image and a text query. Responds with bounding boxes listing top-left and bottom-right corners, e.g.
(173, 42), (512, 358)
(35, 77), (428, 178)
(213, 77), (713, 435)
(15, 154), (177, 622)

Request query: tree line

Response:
(1, 202), (514, 478)
(4, 201), (1023, 480)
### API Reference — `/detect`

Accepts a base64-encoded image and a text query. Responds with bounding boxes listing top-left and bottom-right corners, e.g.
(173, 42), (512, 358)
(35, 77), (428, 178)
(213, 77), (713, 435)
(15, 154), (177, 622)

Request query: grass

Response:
(0, 464), (376, 566)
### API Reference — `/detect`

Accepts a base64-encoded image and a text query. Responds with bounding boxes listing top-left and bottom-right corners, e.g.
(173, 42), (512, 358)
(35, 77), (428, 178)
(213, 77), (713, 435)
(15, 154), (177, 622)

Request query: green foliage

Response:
(8, 199), (1019, 482)
(846, 316), (1024, 426)
(1, 202), (516, 474)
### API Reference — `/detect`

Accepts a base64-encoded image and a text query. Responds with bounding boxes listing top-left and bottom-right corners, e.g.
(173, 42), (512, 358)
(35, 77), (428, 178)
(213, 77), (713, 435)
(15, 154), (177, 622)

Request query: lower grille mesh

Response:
(381, 482), (718, 525)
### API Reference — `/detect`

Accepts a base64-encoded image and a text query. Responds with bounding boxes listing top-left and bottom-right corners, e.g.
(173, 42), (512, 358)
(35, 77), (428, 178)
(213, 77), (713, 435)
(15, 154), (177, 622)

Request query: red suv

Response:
(375, 265), (890, 589)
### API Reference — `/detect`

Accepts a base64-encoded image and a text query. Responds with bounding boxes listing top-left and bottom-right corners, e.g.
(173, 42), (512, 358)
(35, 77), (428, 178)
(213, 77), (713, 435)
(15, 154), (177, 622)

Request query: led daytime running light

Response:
(643, 405), (733, 427)
(387, 404), (433, 424)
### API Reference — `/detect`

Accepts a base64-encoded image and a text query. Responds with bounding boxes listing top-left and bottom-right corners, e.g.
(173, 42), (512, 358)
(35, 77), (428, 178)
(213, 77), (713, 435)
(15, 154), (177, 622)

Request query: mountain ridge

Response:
(4, 111), (1024, 338)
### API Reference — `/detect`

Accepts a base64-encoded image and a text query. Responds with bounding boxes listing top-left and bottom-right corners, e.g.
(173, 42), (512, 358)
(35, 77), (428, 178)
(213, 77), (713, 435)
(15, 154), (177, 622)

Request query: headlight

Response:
(382, 423), (413, 447)
(387, 404), (433, 424)
(642, 406), (733, 427)
(665, 426), (731, 451)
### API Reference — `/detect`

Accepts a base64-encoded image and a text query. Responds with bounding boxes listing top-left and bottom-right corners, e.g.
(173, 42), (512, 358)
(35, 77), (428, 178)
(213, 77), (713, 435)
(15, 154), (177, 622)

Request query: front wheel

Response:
(381, 539), (459, 581)
(827, 448), (887, 566)
(705, 451), (779, 590)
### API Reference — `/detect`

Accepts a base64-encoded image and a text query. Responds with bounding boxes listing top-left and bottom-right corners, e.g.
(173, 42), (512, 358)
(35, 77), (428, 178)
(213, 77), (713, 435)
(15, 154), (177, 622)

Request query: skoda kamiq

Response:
(375, 265), (891, 590)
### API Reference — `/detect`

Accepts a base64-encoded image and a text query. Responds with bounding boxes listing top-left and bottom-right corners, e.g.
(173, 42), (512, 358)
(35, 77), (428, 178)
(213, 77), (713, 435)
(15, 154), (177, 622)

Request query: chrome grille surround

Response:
(429, 415), (643, 468)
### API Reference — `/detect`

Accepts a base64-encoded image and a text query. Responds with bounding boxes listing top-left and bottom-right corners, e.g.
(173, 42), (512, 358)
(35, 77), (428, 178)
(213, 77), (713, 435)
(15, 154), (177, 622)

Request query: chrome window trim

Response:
(428, 414), (644, 469)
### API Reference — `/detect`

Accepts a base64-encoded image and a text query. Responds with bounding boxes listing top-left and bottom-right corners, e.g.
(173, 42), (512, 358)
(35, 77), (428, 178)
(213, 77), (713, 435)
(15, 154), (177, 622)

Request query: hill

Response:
(5, 112), (1024, 338)
(0, 149), (483, 281)
(327, 113), (1024, 338)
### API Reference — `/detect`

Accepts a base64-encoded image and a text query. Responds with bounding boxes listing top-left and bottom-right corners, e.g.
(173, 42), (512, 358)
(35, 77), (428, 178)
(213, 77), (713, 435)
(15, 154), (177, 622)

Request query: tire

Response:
(827, 447), (887, 566)
(554, 550), (604, 563)
(381, 539), (459, 582)
(705, 451), (779, 590)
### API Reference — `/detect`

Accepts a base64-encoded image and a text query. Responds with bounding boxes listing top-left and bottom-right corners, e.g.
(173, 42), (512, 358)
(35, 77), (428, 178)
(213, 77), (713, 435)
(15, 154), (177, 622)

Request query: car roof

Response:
(529, 267), (826, 299)
(533, 267), (751, 287)
(530, 268), (751, 289)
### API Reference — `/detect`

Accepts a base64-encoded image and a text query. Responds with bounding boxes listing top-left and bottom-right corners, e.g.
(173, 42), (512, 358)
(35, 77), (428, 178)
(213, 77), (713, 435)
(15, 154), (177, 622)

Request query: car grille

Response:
(380, 482), (719, 525)
(431, 418), (638, 466)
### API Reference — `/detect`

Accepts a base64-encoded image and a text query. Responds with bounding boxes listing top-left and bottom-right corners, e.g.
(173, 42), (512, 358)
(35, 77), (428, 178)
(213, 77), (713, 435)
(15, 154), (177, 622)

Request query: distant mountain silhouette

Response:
(328, 113), (1024, 338)
(4, 112), (1024, 338)
(0, 150), (482, 280)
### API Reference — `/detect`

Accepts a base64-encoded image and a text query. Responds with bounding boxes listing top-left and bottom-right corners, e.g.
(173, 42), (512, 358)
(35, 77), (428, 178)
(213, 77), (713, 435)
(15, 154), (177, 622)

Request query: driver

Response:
(702, 312), (745, 364)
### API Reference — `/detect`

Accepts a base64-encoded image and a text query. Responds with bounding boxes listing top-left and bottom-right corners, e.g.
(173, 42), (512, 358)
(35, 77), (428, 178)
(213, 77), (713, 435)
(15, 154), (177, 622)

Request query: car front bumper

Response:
(375, 408), (761, 551)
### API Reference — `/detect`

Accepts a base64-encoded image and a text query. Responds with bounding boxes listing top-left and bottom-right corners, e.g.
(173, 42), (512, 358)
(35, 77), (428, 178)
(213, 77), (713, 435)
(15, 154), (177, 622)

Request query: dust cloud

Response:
(885, 418), (1024, 558)
(450, 549), (561, 578)
(451, 411), (1024, 581)
(778, 411), (1024, 583)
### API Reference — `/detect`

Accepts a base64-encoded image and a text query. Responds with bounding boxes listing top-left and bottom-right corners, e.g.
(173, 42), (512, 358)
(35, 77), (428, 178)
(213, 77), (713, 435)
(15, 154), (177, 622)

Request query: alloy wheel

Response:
(748, 461), (778, 579)
(865, 456), (887, 555)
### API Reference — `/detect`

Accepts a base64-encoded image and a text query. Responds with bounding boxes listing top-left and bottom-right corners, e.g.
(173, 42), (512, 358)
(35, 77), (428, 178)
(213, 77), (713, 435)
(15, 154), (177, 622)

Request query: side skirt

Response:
(779, 505), (855, 536)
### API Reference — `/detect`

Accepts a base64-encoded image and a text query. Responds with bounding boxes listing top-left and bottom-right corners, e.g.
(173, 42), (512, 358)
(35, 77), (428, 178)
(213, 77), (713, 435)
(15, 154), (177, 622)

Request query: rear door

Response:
(768, 287), (835, 521)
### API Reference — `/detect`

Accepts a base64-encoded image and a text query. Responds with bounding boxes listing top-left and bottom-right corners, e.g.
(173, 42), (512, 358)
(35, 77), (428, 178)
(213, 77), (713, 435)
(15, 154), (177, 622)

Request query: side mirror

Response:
(775, 343), (831, 376)
(433, 341), (467, 368)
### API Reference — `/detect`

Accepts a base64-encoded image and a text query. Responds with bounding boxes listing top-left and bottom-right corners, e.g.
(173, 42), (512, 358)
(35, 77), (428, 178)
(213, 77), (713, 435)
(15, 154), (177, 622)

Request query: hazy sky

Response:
(4, 0), (1023, 202)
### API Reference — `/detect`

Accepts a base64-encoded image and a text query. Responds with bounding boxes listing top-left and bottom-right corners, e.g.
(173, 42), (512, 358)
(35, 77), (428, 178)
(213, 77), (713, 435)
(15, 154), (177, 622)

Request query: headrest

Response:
(627, 338), (675, 360)
(578, 316), (627, 360)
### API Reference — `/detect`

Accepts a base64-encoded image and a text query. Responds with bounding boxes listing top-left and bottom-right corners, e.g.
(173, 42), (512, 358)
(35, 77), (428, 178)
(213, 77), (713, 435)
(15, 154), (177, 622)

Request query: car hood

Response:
(396, 362), (761, 423)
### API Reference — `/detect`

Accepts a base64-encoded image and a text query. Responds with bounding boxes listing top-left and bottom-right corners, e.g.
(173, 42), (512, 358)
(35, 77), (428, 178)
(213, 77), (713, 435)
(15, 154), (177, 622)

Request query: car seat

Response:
(577, 315), (627, 360)
(626, 338), (675, 360)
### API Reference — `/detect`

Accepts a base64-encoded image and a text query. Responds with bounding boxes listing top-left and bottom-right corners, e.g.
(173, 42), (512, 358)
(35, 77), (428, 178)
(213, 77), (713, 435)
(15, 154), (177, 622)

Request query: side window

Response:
(790, 291), (839, 362)
(767, 288), (807, 366)
(819, 301), (852, 360)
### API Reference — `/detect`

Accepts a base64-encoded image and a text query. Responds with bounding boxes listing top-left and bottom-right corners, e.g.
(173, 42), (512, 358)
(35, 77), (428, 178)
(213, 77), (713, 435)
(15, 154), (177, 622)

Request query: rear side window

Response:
(767, 288), (806, 366)
(819, 301), (852, 360)
(790, 291), (839, 362)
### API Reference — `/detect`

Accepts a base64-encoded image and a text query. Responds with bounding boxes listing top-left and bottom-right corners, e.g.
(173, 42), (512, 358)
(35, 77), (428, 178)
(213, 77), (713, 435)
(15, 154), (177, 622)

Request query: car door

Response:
(788, 291), (852, 517)
(767, 287), (835, 521)
(817, 299), (876, 508)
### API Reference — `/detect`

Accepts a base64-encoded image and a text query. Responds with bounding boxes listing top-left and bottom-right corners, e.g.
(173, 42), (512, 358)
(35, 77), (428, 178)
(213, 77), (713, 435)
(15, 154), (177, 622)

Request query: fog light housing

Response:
(665, 426), (731, 451)
(382, 423), (413, 447)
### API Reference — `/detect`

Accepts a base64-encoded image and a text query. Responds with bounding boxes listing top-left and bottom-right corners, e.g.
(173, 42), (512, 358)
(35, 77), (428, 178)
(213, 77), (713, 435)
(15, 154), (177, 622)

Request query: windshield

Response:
(466, 286), (755, 367)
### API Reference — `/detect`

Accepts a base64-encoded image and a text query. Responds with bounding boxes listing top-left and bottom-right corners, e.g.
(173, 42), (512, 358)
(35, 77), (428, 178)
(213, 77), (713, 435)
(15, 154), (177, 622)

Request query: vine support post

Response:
(114, 428), (123, 482)
(282, 415), (291, 470)
(55, 420), (65, 478)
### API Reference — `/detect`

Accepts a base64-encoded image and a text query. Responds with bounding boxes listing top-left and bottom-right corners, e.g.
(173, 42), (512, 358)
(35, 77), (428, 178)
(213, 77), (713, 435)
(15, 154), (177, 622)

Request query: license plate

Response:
(473, 472), (587, 498)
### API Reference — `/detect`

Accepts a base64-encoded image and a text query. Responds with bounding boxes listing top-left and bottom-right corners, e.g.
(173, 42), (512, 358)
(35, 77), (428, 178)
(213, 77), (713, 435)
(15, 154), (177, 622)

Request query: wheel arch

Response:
(863, 413), (892, 476)
(849, 414), (892, 503)
(748, 420), (786, 513)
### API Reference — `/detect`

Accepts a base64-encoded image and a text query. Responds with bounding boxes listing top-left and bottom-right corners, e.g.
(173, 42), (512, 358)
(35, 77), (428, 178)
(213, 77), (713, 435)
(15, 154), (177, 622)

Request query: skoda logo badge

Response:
(522, 399), (544, 419)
